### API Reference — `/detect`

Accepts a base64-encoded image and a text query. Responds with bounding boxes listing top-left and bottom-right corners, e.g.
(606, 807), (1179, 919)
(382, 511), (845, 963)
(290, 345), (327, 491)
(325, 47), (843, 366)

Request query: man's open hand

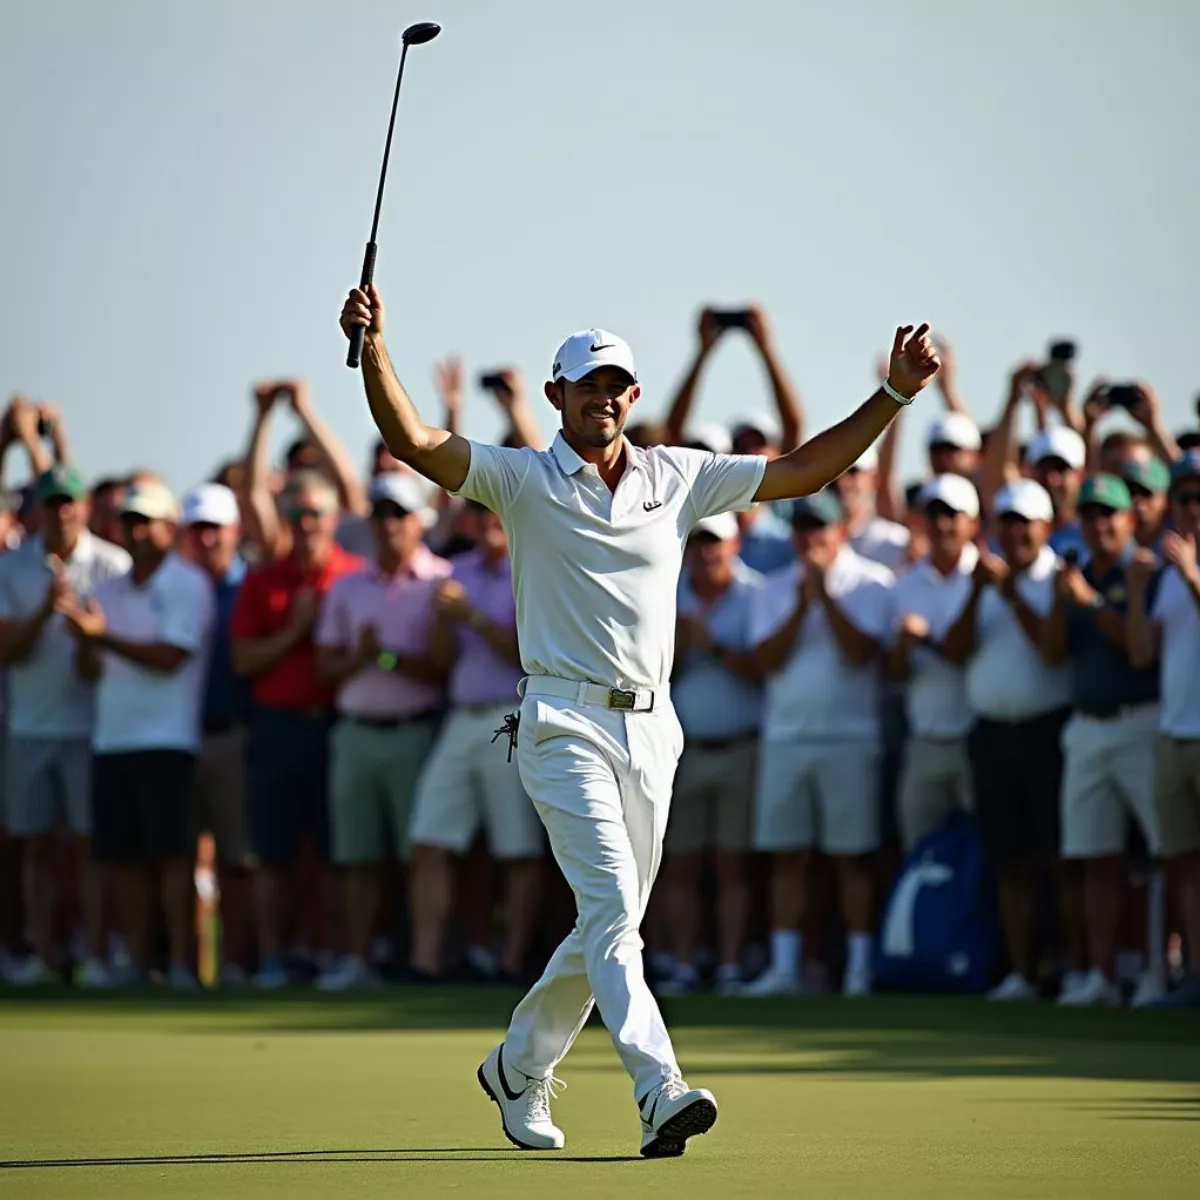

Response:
(887, 323), (941, 400)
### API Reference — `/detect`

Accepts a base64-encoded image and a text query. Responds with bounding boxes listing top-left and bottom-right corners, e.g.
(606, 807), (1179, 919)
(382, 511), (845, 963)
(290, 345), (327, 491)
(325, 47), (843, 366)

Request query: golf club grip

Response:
(345, 241), (378, 369)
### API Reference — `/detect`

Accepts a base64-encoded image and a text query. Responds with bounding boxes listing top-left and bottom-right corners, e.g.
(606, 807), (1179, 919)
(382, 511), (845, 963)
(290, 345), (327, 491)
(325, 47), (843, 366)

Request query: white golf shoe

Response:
(1057, 968), (1120, 1008)
(477, 1045), (565, 1150)
(638, 1074), (718, 1158)
(738, 964), (801, 997)
(987, 972), (1037, 1002)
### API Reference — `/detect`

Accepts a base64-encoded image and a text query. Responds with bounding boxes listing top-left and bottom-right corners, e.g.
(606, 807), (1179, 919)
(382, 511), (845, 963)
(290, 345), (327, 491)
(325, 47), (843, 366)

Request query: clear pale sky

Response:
(3, 0), (1198, 492)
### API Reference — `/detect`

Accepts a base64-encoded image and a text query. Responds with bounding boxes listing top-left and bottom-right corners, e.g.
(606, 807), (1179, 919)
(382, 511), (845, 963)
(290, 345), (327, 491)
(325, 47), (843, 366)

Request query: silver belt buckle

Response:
(608, 688), (637, 711)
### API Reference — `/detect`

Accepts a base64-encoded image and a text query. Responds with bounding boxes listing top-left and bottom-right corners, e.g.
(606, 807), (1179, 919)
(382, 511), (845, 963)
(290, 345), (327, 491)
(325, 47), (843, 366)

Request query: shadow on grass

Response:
(4, 989), (1199, 1088)
(0, 1148), (642, 1170)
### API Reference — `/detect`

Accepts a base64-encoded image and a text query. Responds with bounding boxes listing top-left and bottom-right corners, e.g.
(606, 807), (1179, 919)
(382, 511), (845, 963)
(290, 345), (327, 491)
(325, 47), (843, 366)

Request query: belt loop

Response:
(576, 681), (589, 705)
(517, 677), (528, 700)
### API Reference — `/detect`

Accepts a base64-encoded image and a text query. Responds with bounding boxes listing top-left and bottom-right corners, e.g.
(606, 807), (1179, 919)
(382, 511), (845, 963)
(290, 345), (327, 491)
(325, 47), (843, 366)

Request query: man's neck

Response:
(562, 426), (627, 488)
(132, 550), (167, 585)
(845, 504), (872, 538)
(376, 548), (415, 576)
(206, 556), (236, 583)
(45, 531), (81, 560)
(292, 545), (330, 575)
(690, 570), (733, 603)
(1055, 504), (1077, 529)
(481, 548), (507, 571)
(930, 548), (963, 576)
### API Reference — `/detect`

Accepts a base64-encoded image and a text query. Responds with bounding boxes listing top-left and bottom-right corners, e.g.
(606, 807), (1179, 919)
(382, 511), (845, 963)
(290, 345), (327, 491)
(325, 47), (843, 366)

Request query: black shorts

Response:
(247, 706), (332, 866)
(967, 709), (1068, 866)
(92, 750), (196, 862)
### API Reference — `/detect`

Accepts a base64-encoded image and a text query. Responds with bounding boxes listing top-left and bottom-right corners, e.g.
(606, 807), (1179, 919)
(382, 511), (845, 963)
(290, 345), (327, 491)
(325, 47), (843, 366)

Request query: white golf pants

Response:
(503, 691), (684, 1101)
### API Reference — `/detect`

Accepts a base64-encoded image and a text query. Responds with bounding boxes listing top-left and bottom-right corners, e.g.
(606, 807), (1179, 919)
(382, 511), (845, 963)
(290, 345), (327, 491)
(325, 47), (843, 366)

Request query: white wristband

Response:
(882, 379), (914, 406)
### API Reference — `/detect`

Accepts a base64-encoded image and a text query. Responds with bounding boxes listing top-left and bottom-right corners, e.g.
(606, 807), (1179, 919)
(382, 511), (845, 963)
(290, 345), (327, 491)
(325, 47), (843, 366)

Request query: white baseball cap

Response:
(1025, 426), (1086, 471)
(851, 445), (879, 472)
(927, 413), (982, 452)
(182, 483), (239, 527)
(685, 423), (733, 455)
(551, 329), (637, 384)
(918, 473), (980, 518)
(692, 512), (739, 540)
(121, 480), (179, 522)
(370, 472), (428, 514)
(995, 478), (1054, 522)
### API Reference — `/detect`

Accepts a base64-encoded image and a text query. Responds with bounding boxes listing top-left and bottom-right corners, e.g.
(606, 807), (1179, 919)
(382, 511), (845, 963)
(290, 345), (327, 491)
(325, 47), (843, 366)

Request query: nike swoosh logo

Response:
(643, 501), (662, 511)
(497, 1046), (525, 1102)
(590, 342), (615, 352)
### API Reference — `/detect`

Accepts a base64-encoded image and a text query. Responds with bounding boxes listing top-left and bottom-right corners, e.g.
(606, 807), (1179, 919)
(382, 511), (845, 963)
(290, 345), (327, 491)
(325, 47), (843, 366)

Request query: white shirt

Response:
(456, 433), (766, 690)
(851, 514), (911, 572)
(91, 554), (215, 754)
(750, 546), (894, 742)
(890, 545), (978, 738)
(1152, 566), (1200, 738)
(965, 545), (1071, 721)
(0, 533), (130, 739)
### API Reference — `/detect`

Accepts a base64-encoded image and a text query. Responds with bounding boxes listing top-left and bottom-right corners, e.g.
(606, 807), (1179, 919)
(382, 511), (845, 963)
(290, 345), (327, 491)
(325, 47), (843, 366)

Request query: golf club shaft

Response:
(347, 41), (411, 369)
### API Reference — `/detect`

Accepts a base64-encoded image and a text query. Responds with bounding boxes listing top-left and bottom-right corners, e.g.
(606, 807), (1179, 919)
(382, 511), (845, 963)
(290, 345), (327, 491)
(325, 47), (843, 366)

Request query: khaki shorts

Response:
(329, 716), (440, 864)
(754, 738), (880, 855)
(1061, 707), (1160, 858)
(666, 737), (757, 854)
(409, 705), (542, 860)
(898, 735), (972, 850)
(1154, 735), (1200, 858)
(189, 727), (252, 866)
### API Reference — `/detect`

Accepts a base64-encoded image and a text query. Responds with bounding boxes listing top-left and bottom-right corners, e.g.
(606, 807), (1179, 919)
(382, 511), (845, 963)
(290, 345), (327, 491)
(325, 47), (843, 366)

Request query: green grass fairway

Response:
(1, 991), (1197, 1199)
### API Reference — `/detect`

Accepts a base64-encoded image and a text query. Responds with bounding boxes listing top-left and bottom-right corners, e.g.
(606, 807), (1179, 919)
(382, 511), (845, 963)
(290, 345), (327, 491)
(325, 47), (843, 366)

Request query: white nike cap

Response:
(918, 473), (980, 518)
(182, 483), (240, 528)
(995, 478), (1054, 523)
(551, 329), (638, 384)
(927, 412), (982, 452)
(692, 512), (739, 541)
(1025, 426), (1086, 471)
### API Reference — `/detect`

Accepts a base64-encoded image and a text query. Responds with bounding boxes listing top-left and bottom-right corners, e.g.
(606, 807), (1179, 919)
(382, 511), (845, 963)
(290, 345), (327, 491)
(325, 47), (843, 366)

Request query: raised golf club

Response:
(345, 20), (442, 369)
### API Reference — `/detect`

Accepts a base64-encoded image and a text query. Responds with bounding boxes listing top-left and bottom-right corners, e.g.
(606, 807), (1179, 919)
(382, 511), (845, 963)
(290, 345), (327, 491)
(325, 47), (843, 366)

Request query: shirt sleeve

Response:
(314, 578), (350, 649)
(667, 448), (768, 521)
(158, 569), (214, 654)
(450, 441), (533, 518)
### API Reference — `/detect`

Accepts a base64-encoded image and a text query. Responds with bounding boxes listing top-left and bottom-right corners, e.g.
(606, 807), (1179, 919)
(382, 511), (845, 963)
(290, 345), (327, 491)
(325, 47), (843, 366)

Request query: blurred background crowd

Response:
(1, 306), (1198, 1009)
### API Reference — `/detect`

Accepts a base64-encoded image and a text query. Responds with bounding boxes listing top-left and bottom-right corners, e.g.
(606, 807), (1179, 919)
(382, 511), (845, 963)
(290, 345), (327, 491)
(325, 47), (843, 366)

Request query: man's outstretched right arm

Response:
(341, 285), (471, 493)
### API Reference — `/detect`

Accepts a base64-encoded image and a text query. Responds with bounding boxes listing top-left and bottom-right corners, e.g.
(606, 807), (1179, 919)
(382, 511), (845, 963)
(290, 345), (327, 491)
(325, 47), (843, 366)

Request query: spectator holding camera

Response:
(664, 306), (804, 575)
(943, 479), (1072, 1001)
(61, 481), (214, 988)
(180, 483), (256, 983)
(743, 491), (894, 997)
(314, 473), (449, 990)
(1040, 475), (1163, 1007)
(408, 499), (542, 984)
(230, 471), (363, 987)
(0, 465), (130, 986)
(1127, 450), (1200, 1007)
(885, 475), (980, 849)
(659, 513), (765, 995)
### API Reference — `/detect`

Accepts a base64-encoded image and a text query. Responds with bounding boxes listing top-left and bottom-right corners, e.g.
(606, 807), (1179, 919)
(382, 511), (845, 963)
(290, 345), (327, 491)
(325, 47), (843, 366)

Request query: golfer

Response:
(340, 285), (940, 1157)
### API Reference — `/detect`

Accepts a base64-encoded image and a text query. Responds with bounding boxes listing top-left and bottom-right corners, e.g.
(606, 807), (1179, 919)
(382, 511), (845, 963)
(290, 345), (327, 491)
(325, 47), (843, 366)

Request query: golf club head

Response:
(402, 21), (441, 45)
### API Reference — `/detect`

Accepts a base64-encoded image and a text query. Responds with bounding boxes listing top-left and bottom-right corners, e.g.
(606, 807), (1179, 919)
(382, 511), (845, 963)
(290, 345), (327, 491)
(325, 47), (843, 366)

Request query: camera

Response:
(711, 310), (751, 331)
(478, 372), (511, 392)
(1104, 384), (1140, 411)
(1037, 340), (1076, 404)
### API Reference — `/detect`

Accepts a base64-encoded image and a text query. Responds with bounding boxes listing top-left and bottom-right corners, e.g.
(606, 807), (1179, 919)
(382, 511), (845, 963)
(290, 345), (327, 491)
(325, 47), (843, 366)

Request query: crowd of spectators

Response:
(1, 308), (1198, 1009)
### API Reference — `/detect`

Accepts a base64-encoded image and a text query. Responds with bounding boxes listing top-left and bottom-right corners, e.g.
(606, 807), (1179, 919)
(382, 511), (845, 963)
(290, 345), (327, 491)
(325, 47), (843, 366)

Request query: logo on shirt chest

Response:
(643, 500), (663, 512)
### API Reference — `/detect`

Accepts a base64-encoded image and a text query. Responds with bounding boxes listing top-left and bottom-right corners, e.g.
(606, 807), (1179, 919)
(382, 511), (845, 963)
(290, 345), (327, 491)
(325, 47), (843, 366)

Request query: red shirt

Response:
(230, 545), (364, 710)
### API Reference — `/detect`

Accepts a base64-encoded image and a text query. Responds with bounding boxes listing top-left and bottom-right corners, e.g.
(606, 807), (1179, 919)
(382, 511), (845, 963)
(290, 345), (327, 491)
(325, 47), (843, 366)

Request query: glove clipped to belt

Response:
(491, 712), (520, 762)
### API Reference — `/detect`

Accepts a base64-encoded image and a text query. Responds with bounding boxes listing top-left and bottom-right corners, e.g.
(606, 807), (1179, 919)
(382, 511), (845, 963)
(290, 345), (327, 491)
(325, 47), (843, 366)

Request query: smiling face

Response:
(1080, 503), (1132, 561)
(545, 366), (640, 450)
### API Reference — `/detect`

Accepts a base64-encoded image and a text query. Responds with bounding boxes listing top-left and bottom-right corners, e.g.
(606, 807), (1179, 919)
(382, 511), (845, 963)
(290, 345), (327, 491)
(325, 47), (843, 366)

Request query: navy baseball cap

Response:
(791, 490), (845, 527)
(1171, 448), (1200, 488)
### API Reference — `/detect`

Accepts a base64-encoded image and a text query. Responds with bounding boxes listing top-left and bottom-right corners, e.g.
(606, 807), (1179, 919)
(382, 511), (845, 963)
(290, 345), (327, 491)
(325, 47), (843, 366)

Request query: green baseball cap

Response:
(35, 464), (87, 504)
(1120, 458), (1170, 496)
(1078, 473), (1132, 513)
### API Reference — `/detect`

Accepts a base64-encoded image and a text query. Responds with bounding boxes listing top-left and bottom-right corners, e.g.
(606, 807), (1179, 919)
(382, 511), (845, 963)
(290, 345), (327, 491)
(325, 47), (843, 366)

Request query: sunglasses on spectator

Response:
(285, 505), (333, 521)
(371, 501), (411, 521)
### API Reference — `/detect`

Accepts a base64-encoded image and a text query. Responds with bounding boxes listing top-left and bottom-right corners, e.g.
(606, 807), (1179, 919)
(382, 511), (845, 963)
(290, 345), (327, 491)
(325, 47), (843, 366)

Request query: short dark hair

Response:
(90, 476), (126, 499)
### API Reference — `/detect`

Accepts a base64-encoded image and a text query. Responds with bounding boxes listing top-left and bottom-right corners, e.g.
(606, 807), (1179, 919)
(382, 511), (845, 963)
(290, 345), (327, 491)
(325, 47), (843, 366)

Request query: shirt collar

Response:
(918, 542), (978, 583)
(550, 431), (641, 478)
(372, 543), (441, 582)
(34, 530), (94, 564)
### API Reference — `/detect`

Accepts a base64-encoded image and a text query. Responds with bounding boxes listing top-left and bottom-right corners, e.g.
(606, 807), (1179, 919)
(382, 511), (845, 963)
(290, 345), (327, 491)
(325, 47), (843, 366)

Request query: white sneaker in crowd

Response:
(1130, 969), (1166, 1009)
(738, 964), (802, 997)
(6, 956), (57, 987)
(843, 964), (872, 997)
(1059, 970), (1088, 999)
(987, 972), (1037, 1002)
(253, 959), (289, 990)
(315, 956), (380, 992)
(1057, 967), (1120, 1008)
(75, 957), (113, 989)
(713, 963), (742, 996)
(638, 1074), (718, 1158)
(477, 1044), (566, 1150)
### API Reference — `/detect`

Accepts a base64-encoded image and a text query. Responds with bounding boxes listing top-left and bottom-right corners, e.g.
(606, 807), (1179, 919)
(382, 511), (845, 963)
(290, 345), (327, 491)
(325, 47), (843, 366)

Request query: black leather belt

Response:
(1078, 703), (1151, 721)
(346, 711), (439, 730)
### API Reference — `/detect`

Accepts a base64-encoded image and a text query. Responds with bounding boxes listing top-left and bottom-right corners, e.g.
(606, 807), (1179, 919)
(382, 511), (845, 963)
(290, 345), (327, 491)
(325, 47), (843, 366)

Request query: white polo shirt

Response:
(91, 553), (215, 754)
(890, 545), (978, 739)
(1151, 566), (1200, 738)
(750, 545), (894, 742)
(0, 532), (131, 739)
(851, 515), (910, 572)
(965, 545), (1071, 721)
(456, 433), (766, 690)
